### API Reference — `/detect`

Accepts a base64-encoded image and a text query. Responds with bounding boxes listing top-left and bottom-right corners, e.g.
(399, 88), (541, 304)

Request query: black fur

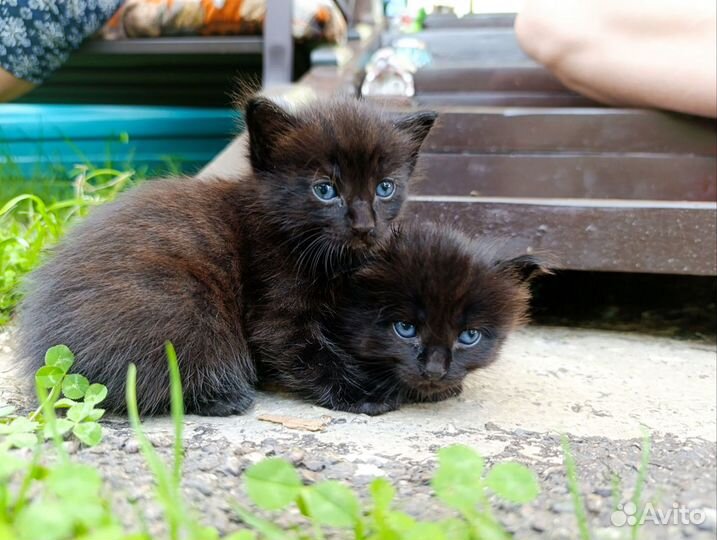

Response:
(267, 223), (550, 415)
(17, 97), (437, 416)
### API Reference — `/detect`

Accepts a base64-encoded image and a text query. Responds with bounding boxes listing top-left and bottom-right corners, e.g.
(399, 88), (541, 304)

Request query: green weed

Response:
(562, 433), (652, 540)
(562, 435), (592, 540)
(1, 344), (108, 451)
(0, 342), (658, 539)
(0, 167), (135, 325)
(1, 343), (545, 539)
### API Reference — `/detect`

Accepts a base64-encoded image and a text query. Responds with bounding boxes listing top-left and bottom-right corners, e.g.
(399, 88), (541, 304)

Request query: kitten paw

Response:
(411, 385), (463, 403)
(191, 395), (254, 416)
(333, 400), (399, 416)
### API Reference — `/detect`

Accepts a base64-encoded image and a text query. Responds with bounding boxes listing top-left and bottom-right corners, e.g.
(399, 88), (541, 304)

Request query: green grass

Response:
(0, 179), (74, 204)
(1, 340), (657, 540)
(2, 343), (543, 540)
(1, 167), (655, 539)
(0, 167), (137, 325)
(562, 434), (651, 540)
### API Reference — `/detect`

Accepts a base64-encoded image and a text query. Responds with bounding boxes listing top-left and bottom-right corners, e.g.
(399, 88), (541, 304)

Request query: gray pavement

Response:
(1, 326), (715, 539)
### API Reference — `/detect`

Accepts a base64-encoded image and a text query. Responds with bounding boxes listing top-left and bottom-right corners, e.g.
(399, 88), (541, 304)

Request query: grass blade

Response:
(125, 363), (183, 540)
(561, 435), (591, 540)
(630, 430), (651, 540)
(166, 341), (184, 489)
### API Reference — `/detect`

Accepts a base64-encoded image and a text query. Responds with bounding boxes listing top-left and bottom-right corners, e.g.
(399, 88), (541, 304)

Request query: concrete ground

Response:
(1, 325), (715, 539)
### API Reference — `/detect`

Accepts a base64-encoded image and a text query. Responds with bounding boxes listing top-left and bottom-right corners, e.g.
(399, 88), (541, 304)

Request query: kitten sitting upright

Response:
(265, 223), (550, 415)
(17, 97), (437, 416)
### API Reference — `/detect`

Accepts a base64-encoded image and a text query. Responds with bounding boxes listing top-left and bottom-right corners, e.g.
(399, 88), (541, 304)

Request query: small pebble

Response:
(593, 528), (628, 540)
(301, 470), (320, 483)
(327, 462), (356, 479)
(222, 456), (241, 476)
(355, 463), (385, 477)
(289, 449), (305, 464)
(198, 455), (222, 472)
(586, 494), (604, 513)
(551, 500), (574, 514)
(63, 440), (80, 455)
(242, 451), (265, 465)
(303, 459), (326, 472)
(547, 527), (573, 540)
(123, 439), (140, 454)
(529, 514), (552, 533)
(541, 465), (563, 479)
(147, 433), (173, 448)
(186, 478), (213, 497)
(236, 444), (255, 456)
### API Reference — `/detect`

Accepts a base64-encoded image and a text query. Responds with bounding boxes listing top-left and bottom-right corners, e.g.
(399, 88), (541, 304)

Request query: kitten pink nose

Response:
(424, 348), (448, 380)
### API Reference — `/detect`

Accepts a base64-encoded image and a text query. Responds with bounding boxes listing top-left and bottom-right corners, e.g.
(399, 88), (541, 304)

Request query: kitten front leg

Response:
(295, 344), (401, 415)
(408, 384), (463, 404)
(328, 398), (401, 416)
(188, 383), (256, 416)
(192, 394), (254, 416)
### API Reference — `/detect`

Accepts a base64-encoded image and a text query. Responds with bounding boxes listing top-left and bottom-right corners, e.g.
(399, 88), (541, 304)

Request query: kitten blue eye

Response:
(313, 182), (338, 201)
(376, 179), (396, 199)
(393, 321), (417, 339)
(457, 329), (482, 346)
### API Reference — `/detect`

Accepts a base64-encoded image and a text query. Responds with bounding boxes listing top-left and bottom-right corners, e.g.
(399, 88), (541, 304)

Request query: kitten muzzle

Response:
(422, 347), (449, 381)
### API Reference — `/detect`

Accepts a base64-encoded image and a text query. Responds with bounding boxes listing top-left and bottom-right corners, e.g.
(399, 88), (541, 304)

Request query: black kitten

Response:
(266, 223), (550, 415)
(17, 97), (437, 415)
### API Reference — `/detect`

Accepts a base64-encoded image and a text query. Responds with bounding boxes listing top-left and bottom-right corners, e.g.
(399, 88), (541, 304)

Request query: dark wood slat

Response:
(420, 108), (717, 156)
(64, 54), (263, 68)
(410, 28), (529, 65)
(406, 196), (717, 275)
(414, 66), (568, 93)
(415, 154), (717, 201)
(19, 84), (245, 107)
(413, 92), (596, 108)
(423, 13), (516, 29)
(46, 69), (237, 84)
(78, 36), (264, 55)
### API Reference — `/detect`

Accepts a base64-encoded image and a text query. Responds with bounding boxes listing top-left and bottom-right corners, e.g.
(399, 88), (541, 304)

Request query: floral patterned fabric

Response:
(100, 0), (346, 44)
(0, 0), (124, 83)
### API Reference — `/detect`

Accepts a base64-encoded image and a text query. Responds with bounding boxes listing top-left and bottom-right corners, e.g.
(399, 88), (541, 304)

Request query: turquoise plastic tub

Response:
(0, 104), (241, 178)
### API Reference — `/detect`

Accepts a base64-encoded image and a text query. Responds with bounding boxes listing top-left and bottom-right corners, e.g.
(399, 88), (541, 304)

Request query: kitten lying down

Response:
(265, 223), (549, 415)
(16, 96), (548, 416)
(17, 96), (438, 416)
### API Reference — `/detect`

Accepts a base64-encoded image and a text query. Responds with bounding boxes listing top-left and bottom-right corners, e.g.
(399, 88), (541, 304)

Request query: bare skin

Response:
(0, 68), (35, 102)
(515, 0), (717, 118)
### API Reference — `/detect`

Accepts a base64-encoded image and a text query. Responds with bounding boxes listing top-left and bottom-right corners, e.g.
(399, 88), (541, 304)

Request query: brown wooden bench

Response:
(296, 14), (717, 276)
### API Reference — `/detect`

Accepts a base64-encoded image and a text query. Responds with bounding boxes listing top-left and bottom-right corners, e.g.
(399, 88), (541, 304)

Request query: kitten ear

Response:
(245, 97), (299, 172)
(393, 111), (438, 160)
(496, 254), (553, 284)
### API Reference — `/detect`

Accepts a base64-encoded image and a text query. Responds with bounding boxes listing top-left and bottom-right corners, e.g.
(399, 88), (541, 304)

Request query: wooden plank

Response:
(420, 108), (717, 156)
(414, 66), (567, 93)
(20, 82), (253, 107)
(45, 69), (236, 85)
(414, 154), (717, 201)
(423, 12), (516, 29)
(412, 92), (596, 108)
(78, 36), (264, 55)
(405, 196), (717, 275)
(410, 28), (528, 65)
